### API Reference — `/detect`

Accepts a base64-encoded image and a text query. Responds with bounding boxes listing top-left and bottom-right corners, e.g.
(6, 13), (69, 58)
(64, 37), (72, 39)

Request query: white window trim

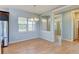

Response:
(18, 17), (27, 32)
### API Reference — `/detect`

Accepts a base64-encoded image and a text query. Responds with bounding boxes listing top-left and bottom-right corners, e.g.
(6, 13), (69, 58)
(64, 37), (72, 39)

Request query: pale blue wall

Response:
(39, 11), (73, 42)
(9, 8), (40, 43)
(39, 15), (54, 42)
(0, 8), (74, 43)
(62, 12), (73, 40)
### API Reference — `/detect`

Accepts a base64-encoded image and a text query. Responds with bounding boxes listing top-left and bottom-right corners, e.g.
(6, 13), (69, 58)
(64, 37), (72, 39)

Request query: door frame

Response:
(71, 10), (79, 40)
(53, 14), (62, 42)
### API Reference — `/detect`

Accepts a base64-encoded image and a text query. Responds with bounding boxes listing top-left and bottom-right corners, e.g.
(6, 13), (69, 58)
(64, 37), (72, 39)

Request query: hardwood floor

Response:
(3, 38), (79, 54)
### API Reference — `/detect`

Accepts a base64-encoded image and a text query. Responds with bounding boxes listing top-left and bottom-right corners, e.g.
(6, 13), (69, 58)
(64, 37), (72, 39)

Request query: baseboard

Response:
(63, 39), (74, 42)
(9, 37), (40, 44)
(9, 37), (54, 45)
(40, 37), (54, 42)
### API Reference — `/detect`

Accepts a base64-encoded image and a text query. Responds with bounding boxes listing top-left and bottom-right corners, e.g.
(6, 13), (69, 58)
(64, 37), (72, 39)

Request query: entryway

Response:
(54, 15), (62, 46)
(72, 10), (79, 41)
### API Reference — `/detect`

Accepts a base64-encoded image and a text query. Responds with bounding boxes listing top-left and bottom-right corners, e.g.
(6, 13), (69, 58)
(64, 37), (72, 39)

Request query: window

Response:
(28, 18), (36, 31)
(18, 17), (38, 32)
(18, 17), (27, 32)
(41, 16), (50, 31)
(42, 18), (47, 31)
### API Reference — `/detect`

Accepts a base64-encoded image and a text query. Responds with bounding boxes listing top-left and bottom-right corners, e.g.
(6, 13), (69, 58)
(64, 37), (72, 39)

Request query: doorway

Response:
(78, 21), (79, 38)
(74, 19), (79, 41)
(72, 11), (79, 41)
(54, 15), (62, 46)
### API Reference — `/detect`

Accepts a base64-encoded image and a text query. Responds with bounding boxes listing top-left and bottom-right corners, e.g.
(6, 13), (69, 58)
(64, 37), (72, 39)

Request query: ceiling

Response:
(0, 5), (64, 14)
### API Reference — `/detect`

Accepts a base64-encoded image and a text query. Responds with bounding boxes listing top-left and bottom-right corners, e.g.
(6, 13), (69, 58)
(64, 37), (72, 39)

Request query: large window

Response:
(18, 17), (38, 32)
(28, 18), (36, 31)
(18, 17), (27, 32)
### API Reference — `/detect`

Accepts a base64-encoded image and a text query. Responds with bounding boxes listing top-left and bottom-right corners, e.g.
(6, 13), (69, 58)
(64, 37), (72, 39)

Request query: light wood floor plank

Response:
(3, 38), (79, 54)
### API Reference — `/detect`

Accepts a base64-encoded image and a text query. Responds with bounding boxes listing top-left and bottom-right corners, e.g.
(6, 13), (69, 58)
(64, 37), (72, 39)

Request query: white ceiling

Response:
(0, 5), (64, 14)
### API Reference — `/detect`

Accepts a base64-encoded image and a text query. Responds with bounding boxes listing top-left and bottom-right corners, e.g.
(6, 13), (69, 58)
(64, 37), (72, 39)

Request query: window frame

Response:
(18, 17), (38, 32)
(27, 17), (36, 32)
(18, 17), (27, 32)
(41, 16), (51, 31)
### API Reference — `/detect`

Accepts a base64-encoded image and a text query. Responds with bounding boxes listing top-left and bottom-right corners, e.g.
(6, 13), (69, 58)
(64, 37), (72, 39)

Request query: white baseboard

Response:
(9, 37), (54, 45)
(40, 37), (54, 42)
(9, 37), (39, 44)
(63, 39), (74, 42)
